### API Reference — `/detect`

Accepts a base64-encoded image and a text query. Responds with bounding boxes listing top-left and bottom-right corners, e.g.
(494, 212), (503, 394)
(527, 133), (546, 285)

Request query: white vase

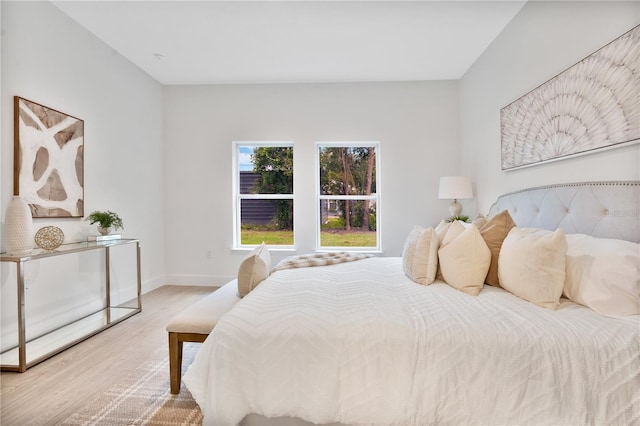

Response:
(4, 196), (34, 255)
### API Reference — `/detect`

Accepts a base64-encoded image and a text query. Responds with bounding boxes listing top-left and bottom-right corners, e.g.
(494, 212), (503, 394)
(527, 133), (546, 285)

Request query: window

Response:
(233, 142), (294, 248)
(316, 142), (380, 251)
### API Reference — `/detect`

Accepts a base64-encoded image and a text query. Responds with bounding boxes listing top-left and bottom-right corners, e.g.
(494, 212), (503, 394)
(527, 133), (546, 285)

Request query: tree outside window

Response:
(317, 143), (380, 250)
(234, 143), (293, 247)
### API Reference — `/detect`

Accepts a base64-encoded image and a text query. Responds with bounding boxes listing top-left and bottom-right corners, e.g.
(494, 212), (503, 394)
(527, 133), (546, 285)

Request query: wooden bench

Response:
(166, 279), (241, 394)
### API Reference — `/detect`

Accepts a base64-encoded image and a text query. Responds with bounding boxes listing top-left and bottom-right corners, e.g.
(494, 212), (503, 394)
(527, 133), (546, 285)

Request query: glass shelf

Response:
(0, 238), (139, 262)
(0, 239), (141, 372)
(0, 307), (138, 370)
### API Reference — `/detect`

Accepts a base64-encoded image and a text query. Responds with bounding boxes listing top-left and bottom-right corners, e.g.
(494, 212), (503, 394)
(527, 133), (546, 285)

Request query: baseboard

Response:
(163, 274), (235, 287)
(141, 275), (166, 295)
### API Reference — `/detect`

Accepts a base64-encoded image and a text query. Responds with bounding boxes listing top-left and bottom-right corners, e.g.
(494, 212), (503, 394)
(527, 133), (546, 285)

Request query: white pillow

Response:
(564, 234), (639, 316)
(438, 222), (491, 296)
(499, 228), (568, 310)
(402, 225), (439, 285)
(237, 242), (271, 297)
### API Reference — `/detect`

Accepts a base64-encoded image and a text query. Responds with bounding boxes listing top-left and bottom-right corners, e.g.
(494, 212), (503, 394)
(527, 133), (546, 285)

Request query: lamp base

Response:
(448, 199), (462, 217)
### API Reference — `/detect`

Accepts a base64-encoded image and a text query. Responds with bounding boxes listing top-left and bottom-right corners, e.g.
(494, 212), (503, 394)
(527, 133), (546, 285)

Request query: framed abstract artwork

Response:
(14, 97), (84, 217)
(501, 25), (639, 170)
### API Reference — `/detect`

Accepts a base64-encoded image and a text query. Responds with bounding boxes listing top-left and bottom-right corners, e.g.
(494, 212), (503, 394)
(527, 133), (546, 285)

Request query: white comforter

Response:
(184, 257), (640, 426)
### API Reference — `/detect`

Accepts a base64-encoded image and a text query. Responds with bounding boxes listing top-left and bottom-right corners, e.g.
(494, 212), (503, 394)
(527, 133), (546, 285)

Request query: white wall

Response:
(6, 0), (633, 297)
(1, 1), (165, 346)
(460, 1), (640, 214)
(164, 81), (460, 284)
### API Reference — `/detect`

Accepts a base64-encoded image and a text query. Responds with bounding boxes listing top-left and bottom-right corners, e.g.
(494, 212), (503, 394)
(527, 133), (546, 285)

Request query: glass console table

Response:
(0, 239), (141, 372)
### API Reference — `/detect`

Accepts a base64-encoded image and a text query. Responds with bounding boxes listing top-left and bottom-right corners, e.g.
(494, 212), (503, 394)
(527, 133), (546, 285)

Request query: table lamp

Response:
(438, 176), (473, 217)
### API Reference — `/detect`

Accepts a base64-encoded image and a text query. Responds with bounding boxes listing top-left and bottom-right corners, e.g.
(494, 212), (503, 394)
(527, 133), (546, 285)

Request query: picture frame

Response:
(14, 96), (84, 217)
(500, 25), (639, 171)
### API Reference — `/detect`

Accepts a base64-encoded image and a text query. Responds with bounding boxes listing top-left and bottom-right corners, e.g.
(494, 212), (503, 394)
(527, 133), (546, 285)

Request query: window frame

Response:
(315, 141), (382, 252)
(232, 141), (295, 250)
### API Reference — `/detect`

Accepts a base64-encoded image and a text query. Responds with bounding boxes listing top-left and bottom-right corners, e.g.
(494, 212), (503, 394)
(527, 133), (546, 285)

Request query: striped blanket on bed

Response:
(272, 252), (373, 273)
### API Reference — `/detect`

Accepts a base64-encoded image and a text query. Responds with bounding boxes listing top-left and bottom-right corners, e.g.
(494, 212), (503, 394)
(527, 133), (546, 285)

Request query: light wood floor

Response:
(0, 285), (216, 426)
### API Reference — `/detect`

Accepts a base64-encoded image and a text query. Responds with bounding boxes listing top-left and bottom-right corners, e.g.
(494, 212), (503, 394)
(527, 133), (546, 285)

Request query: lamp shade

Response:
(438, 176), (473, 200)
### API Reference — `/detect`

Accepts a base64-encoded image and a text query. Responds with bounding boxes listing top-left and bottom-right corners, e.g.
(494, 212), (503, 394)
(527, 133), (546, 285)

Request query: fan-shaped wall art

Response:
(500, 25), (639, 171)
(14, 97), (84, 217)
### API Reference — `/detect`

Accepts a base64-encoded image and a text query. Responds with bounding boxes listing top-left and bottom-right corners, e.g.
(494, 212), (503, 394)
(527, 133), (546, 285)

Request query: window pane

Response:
(319, 200), (376, 247)
(319, 146), (376, 196)
(241, 199), (293, 245)
(239, 146), (293, 194)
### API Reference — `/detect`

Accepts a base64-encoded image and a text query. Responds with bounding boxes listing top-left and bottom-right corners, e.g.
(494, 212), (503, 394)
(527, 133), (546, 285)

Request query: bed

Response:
(184, 181), (640, 426)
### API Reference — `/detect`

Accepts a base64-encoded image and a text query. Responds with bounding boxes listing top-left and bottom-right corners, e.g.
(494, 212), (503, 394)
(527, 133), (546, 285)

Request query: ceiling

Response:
(51, 1), (526, 85)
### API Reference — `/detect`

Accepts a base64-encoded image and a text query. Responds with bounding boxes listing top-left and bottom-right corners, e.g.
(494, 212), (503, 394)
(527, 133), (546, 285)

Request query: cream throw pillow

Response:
(440, 220), (465, 246)
(564, 234), (639, 316)
(435, 219), (450, 246)
(499, 228), (568, 310)
(434, 220), (451, 281)
(438, 222), (491, 296)
(237, 242), (271, 297)
(478, 209), (516, 288)
(402, 225), (439, 285)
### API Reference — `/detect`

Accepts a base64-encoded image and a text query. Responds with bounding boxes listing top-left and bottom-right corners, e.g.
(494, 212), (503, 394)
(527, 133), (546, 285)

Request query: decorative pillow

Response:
(478, 209), (516, 287)
(440, 219), (465, 246)
(499, 228), (568, 310)
(402, 225), (439, 285)
(433, 220), (450, 281)
(472, 215), (488, 229)
(434, 219), (450, 246)
(237, 242), (271, 297)
(438, 222), (491, 296)
(564, 234), (639, 316)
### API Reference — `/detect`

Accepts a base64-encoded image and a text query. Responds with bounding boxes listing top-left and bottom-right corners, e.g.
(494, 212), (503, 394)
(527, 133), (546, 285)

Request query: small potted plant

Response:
(86, 210), (124, 235)
(446, 215), (470, 223)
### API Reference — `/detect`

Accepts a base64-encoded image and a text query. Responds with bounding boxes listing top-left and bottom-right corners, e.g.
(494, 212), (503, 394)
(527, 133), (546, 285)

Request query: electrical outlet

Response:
(206, 250), (212, 259)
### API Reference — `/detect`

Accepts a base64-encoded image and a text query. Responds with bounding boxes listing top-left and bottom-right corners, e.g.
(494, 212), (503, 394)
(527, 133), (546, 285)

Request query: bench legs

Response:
(169, 331), (209, 394)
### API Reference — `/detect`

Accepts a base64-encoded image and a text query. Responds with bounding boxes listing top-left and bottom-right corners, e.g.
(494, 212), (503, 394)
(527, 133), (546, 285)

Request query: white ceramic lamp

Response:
(438, 176), (473, 217)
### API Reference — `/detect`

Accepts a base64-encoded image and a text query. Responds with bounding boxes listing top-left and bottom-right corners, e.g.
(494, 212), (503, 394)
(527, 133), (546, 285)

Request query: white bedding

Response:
(184, 257), (640, 425)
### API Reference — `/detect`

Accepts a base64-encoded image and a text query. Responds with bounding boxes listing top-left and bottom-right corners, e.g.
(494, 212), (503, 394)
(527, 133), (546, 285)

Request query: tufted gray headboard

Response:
(487, 181), (640, 243)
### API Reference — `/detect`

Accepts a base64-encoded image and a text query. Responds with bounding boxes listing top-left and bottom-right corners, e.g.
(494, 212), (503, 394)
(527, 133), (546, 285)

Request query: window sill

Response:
(231, 248), (383, 255)
(315, 249), (384, 255)
(231, 247), (298, 254)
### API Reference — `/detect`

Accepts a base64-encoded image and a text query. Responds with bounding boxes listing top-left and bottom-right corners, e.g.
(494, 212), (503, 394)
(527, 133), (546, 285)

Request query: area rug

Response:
(61, 344), (202, 425)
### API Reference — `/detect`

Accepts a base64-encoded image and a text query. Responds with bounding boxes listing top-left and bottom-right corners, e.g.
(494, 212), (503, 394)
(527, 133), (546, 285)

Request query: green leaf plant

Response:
(85, 210), (124, 231)
(445, 215), (470, 223)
